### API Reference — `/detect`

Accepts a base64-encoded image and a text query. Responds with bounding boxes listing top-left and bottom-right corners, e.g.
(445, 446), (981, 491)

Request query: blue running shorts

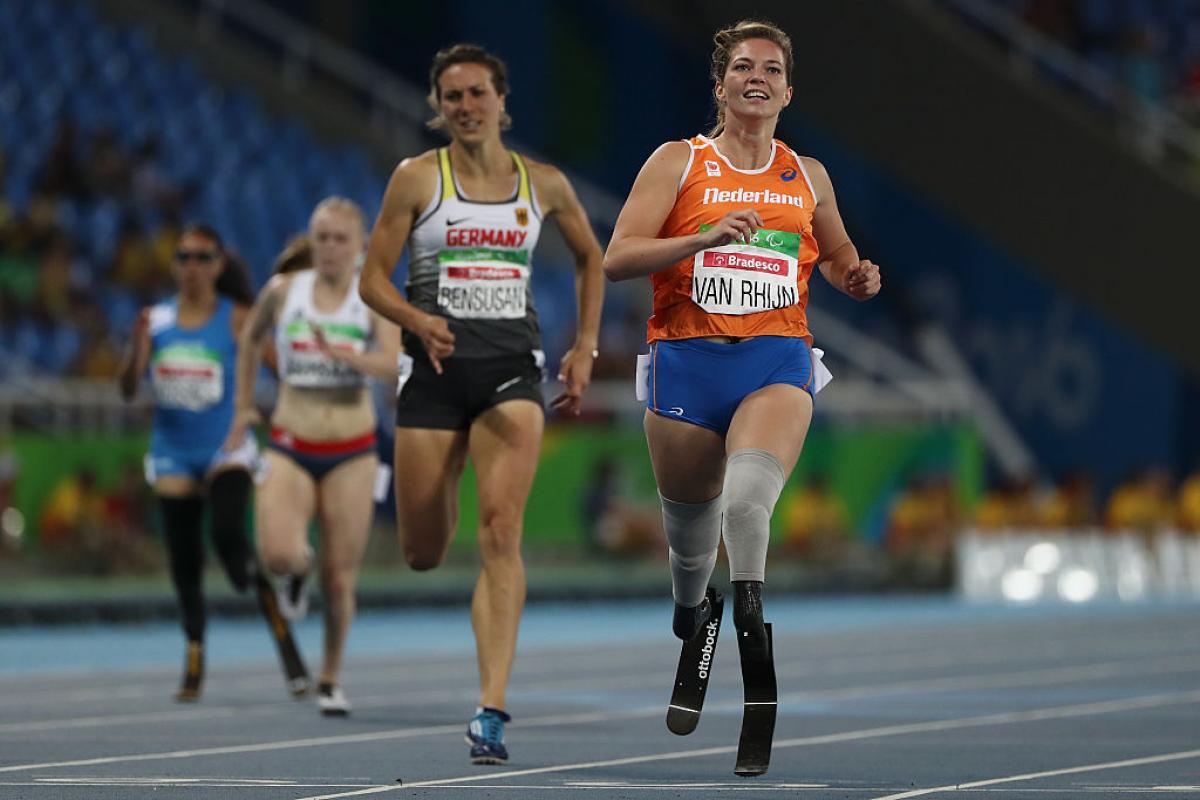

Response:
(647, 336), (814, 435)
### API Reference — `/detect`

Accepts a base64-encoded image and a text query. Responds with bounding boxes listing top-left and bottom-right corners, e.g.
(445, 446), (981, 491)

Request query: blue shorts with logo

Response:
(647, 336), (814, 435)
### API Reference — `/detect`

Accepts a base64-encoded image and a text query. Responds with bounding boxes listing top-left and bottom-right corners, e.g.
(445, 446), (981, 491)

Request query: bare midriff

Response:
(271, 383), (375, 441)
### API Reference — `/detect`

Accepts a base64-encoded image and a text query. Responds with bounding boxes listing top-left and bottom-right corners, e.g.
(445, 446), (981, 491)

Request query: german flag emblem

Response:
(515, 208), (529, 227)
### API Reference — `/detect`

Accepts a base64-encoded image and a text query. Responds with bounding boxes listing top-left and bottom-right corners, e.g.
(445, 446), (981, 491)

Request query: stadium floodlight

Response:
(1024, 541), (1062, 575)
(1000, 568), (1043, 603)
(1057, 568), (1099, 603)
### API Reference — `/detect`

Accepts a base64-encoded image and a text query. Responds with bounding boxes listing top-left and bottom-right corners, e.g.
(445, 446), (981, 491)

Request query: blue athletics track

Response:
(1, 597), (1198, 799)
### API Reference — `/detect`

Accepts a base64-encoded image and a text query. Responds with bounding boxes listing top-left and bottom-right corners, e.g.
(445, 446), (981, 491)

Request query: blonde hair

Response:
(309, 196), (366, 237)
(272, 233), (312, 275)
(426, 43), (513, 133)
(708, 20), (794, 137)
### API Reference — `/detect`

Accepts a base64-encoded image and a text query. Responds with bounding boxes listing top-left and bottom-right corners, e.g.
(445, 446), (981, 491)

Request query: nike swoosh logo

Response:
(446, 217), (471, 226)
(494, 376), (523, 394)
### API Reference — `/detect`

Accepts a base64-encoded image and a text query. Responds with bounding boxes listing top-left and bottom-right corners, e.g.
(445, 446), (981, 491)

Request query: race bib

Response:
(151, 344), (223, 411)
(437, 248), (529, 320)
(283, 320), (366, 388)
(691, 226), (800, 315)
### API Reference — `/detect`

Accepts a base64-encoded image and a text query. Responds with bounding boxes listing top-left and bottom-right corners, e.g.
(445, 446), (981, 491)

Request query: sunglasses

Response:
(175, 250), (219, 263)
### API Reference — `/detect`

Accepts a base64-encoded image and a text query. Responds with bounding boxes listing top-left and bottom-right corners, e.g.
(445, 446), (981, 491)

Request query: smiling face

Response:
(715, 38), (793, 125)
(437, 62), (506, 144)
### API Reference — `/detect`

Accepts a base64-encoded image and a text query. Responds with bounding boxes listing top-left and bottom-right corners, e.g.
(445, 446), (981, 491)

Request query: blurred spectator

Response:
(974, 474), (1039, 529)
(35, 231), (77, 320)
(84, 127), (131, 200)
(1177, 468), (1200, 533)
(110, 218), (170, 302)
(1037, 469), (1097, 528)
(581, 455), (663, 556)
(72, 317), (123, 379)
(886, 473), (959, 583)
(129, 136), (183, 214)
(38, 468), (108, 549)
(1105, 466), (1176, 533)
(780, 475), (851, 564)
(105, 462), (152, 539)
(36, 466), (159, 574)
(36, 119), (87, 200)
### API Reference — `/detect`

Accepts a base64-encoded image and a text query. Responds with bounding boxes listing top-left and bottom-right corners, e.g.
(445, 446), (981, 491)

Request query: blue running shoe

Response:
(466, 706), (511, 764)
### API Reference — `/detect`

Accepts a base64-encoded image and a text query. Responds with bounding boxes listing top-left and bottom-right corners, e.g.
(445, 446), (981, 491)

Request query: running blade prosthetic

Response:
(734, 622), (777, 777)
(254, 571), (311, 696)
(666, 587), (723, 735)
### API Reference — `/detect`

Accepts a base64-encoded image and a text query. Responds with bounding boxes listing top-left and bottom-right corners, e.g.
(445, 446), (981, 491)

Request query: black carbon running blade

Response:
(734, 623), (777, 777)
(666, 588), (723, 735)
(254, 572), (311, 696)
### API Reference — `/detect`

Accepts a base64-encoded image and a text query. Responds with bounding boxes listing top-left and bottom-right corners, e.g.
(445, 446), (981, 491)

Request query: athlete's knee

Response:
(477, 507), (522, 560)
(320, 566), (355, 605)
(722, 449), (786, 525)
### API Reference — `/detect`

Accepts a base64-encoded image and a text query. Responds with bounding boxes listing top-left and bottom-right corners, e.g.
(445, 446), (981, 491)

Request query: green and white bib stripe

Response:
(151, 343), (224, 411)
(405, 147), (543, 359)
(275, 269), (372, 389)
(691, 225), (802, 315)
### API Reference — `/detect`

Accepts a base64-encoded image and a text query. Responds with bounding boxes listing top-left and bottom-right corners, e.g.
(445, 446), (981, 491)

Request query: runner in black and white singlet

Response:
(359, 44), (604, 764)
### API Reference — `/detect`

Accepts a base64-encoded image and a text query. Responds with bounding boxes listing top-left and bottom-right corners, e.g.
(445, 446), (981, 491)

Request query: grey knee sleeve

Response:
(660, 493), (722, 607)
(722, 449), (786, 583)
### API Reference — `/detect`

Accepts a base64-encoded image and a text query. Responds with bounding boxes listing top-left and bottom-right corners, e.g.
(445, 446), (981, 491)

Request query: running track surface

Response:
(1, 596), (1198, 799)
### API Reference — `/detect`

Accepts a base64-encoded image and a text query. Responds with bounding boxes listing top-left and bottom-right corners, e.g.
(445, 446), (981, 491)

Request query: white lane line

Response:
(0, 705), (282, 734)
(0, 780), (376, 788)
(5, 626), (1195, 711)
(0, 722), (460, 774)
(5, 650), (1195, 738)
(3, 653), (1196, 770)
(292, 689), (1200, 800)
(866, 748), (1200, 800)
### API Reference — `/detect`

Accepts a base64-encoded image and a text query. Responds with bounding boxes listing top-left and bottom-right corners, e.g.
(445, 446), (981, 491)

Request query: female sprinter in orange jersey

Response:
(359, 44), (604, 764)
(603, 18), (881, 734)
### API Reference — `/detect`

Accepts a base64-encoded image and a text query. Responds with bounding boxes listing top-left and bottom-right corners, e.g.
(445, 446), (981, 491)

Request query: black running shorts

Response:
(395, 348), (545, 431)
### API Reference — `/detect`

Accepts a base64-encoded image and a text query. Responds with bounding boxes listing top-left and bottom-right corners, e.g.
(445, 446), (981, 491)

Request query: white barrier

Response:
(955, 528), (1200, 603)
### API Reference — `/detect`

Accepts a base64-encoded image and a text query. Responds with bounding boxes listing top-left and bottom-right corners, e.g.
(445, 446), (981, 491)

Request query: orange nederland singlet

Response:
(647, 135), (819, 344)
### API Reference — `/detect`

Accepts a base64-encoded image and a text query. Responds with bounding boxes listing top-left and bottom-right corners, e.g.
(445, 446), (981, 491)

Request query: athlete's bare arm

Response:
(361, 153), (456, 374)
(118, 307), (152, 400)
(806, 157), (881, 301)
(223, 275), (289, 449)
(310, 308), (401, 381)
(604, 142), (764, 282)
(530, 161), (604, 415)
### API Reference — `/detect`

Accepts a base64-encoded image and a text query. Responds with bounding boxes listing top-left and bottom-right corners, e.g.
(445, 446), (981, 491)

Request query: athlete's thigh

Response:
(316, 453), (377, 570)
(468, 399), (544, 526)
(643, 410), (726, 504)
(726, 383), (813, 476)
(393, 426), (469, 546)
(154, 475), (200, 499)
(257, 450), (317, 551)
